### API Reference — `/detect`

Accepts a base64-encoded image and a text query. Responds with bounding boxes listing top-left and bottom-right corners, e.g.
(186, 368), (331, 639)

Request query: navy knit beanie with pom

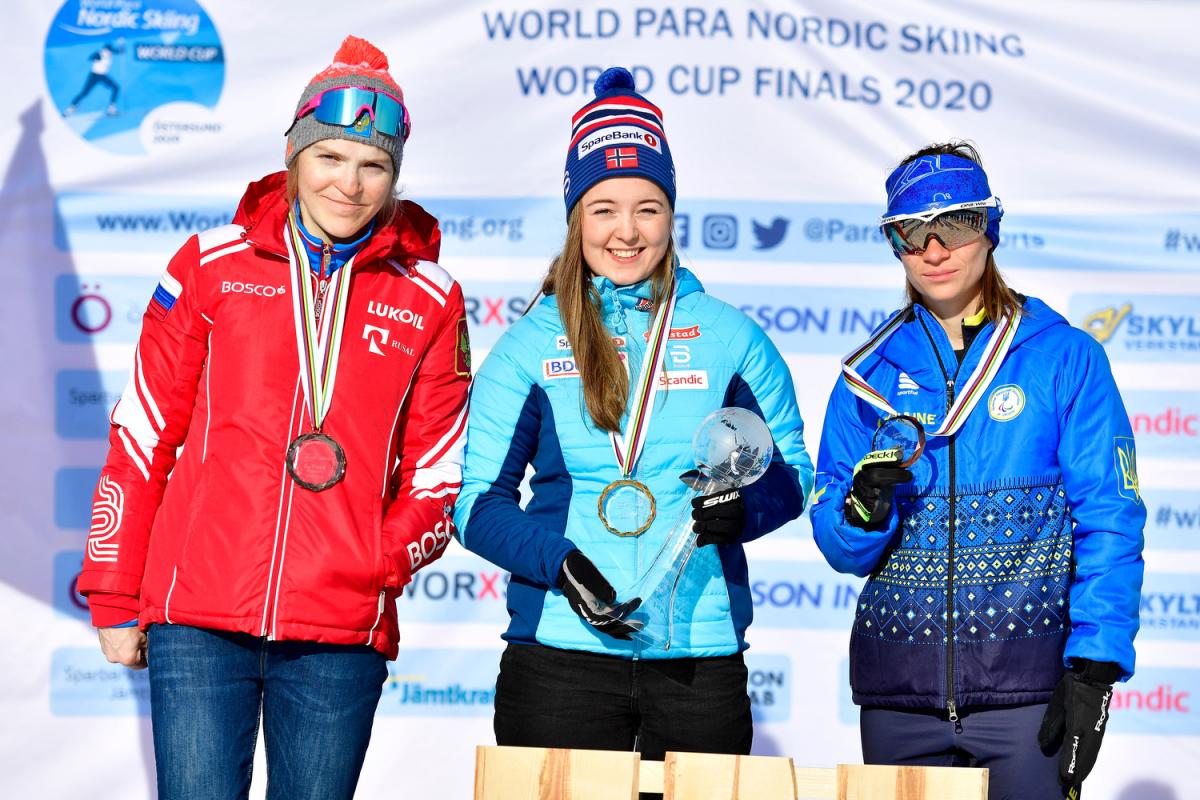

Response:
(562, 67), (675, 216)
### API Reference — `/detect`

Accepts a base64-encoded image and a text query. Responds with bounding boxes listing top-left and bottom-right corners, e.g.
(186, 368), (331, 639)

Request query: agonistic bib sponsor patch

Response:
(658, 369), (708, 389)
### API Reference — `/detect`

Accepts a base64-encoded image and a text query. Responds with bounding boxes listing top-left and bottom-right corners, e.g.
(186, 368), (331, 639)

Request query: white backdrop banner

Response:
(4, 1), (1199, 798)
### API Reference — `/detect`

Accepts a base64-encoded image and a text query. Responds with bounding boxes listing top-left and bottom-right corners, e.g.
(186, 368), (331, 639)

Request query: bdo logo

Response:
(44, 0), (225, 155)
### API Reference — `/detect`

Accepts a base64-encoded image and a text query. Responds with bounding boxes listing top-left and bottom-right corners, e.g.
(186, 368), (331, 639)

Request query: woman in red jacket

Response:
(79, 36), (470, 800)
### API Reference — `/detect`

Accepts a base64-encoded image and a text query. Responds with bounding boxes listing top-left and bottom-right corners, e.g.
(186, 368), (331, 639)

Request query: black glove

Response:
(682, 469), (746, 547)
(1037, 659), (1122, 789)
(844, 448), (912, 530)
(557, 551), (642, 640)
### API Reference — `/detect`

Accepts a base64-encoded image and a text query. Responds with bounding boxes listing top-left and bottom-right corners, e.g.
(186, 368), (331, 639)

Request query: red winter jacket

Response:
(78, 173), (470, 658)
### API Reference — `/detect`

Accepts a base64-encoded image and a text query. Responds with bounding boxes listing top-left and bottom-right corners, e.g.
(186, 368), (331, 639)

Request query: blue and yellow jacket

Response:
(812, 296), (1145, 709)
(455, 267), (814, 658)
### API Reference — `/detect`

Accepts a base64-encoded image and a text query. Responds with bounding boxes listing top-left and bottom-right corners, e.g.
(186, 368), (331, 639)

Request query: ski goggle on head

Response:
(294, 86), (410, 140)
(881, 198), (1001, 256)
(881, 153), (1003, 258)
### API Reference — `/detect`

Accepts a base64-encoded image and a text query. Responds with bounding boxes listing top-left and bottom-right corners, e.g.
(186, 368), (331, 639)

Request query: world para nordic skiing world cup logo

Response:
(44, 0), (225, 155)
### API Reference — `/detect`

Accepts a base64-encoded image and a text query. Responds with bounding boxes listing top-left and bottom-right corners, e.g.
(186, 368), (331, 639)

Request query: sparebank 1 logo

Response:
(44, 0), (225, 155)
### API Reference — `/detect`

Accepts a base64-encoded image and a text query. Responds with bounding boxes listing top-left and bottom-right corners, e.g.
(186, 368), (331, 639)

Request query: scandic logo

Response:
(659, 370), (708, 389)
(1112, 684), (1191, 713)
(221, 281), (285, 297)
(1131, 408), (1199, 437)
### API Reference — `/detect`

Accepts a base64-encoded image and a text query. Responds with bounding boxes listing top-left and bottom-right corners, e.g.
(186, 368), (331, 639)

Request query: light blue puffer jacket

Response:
(455, 267), (814, 658)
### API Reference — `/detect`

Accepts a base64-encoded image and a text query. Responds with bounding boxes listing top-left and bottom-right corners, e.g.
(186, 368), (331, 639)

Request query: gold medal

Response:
(597, 479), (657, 537)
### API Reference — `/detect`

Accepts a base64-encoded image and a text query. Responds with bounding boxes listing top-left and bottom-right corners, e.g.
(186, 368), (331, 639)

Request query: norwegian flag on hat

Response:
(605, 147), (639, 170)
(562, 67), (676, 216)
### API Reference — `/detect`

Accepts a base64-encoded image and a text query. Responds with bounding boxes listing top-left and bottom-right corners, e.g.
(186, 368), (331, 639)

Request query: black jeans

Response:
(494, 642), (753, 761)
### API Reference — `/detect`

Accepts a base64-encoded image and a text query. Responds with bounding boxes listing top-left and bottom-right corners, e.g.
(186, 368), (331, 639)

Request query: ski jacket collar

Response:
(231, 171), (442, 268)
(872, 295), (1067, 384)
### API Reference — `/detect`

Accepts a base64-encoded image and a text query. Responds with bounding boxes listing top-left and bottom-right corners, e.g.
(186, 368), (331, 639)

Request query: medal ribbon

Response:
(284, 212), (356, 431)
(609, 270), (678, 477)
(840, 307), (1021, 438)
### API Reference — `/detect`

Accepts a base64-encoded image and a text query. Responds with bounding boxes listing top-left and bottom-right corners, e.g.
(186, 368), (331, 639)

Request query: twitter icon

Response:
(752, 217), (789, 250)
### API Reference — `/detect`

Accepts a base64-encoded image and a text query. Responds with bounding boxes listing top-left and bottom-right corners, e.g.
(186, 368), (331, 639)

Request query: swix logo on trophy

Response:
(368, 301), (424, 330)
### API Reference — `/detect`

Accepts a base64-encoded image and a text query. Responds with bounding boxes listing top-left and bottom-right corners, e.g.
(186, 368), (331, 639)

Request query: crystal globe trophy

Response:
(602, 407), (774, 649)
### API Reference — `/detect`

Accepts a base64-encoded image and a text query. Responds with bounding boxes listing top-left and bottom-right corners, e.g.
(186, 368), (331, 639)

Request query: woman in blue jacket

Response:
(811, 141), (1145, 799)
(455, 68), (814, 759)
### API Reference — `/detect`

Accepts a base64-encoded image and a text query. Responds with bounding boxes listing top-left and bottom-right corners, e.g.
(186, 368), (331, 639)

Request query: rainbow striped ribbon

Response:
(840, 307), (1021, 437)
(284, 212), (356, 431)
(610, 270), (678, 477)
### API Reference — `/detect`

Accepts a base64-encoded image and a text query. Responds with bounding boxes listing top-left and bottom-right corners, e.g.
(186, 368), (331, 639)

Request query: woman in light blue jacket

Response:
(454, 68), (813, 759)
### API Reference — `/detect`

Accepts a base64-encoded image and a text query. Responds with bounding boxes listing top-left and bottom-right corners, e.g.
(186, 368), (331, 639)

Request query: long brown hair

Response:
(541, 206), (676, 433)
(896, 141), (1021, 321)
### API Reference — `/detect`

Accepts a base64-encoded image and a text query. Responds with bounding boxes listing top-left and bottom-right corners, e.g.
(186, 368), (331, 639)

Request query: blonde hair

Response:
(541, 205), (676, 432)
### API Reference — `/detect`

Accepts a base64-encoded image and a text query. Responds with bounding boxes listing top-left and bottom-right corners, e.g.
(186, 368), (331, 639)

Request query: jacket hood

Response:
(232, 171), (442, 265)
(872, 295), (1069, 385)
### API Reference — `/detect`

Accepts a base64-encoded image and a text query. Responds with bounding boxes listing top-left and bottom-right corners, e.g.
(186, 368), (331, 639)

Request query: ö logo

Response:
(56, 275), (151, 344)
(44, 0), (225, 155)
(70, 282), (112, 333)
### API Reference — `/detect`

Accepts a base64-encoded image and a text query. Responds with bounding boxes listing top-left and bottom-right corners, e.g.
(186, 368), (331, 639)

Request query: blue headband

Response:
(882, 153), (1002, 257)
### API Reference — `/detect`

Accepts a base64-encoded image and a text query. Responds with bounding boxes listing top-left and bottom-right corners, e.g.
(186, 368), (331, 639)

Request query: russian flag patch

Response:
(149, 270), (183, 319)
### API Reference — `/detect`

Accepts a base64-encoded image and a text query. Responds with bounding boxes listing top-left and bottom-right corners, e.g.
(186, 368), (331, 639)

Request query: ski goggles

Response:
(294, 86), (410, 140)
(881, 198), (1000, 256)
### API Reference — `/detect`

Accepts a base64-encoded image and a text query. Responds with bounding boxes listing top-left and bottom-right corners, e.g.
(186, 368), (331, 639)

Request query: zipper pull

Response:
(314, 277), (330, 322)
(948, 700), (962, 734)
(946, 378), (956, 410)
(321, 243), (332, 278)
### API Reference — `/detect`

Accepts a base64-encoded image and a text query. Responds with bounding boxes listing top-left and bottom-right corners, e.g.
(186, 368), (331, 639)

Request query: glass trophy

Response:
(603, 407), (774, 650)
(871, 413), (926, 468)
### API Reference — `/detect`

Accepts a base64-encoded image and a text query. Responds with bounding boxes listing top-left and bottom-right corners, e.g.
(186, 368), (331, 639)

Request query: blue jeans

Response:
(147, 624), (387, 800)
(860, 704), (1071, 800)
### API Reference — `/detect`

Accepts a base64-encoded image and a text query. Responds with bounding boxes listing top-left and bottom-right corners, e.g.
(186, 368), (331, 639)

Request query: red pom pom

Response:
(333, 35), (389, 71)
